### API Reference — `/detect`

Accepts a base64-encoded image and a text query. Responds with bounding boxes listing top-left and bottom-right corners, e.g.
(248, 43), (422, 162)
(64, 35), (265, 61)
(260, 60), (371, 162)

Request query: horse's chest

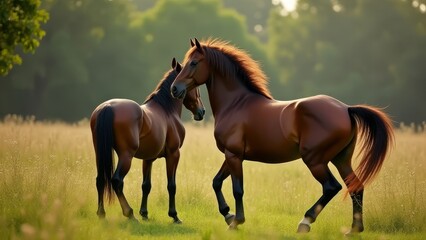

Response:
(213, 123), (244, 154)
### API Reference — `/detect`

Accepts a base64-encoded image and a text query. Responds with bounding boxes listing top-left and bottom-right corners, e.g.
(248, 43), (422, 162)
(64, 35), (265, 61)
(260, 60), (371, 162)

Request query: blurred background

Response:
(1, 0), (425, 125)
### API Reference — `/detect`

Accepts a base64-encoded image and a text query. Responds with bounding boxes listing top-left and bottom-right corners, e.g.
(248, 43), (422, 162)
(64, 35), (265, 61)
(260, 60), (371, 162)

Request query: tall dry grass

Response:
(0, 115), (425, 239)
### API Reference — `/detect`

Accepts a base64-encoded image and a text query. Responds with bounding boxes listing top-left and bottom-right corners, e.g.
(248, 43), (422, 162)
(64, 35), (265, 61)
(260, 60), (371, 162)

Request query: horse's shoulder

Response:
(140, 105), (153, 138)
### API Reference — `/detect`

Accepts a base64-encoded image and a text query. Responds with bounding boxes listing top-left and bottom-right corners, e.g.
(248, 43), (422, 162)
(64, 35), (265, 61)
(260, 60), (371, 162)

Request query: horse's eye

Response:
(190, 61), (197, 67)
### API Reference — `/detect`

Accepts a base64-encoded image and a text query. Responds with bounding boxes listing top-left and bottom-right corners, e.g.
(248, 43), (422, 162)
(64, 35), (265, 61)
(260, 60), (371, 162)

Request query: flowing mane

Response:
(144, 69), (181, 113)
(185, 38), (273, 100)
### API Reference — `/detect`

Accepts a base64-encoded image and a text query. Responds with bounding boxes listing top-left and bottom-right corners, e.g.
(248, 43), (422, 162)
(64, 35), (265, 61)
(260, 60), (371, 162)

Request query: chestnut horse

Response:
(90, 59), (205, 223)
(171, 38), (394, 233)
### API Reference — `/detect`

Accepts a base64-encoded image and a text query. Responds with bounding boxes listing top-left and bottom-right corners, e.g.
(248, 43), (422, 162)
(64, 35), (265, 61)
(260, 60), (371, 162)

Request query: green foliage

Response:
(268, 0), (426, 123)
(0, 0), (140, 120)
(131, 0), (275, 96)
(0, 0), (274, 122)
(0, 0), (48, 76)
(222, 0), (274, 41)
(0, 0), (425, 124)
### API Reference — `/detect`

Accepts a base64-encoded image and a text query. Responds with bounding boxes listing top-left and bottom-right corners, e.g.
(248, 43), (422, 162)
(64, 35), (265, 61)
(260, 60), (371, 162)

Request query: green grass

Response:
(1, 115), (425, 239)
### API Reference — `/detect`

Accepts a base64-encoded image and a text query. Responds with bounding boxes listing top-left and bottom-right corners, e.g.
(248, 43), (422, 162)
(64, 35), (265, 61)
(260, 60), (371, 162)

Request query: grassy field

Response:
(0, 115), (425, 239)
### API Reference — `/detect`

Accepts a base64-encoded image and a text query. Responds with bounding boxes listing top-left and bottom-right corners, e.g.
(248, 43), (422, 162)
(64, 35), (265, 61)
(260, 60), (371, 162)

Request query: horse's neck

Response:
(206, 74), (253, 117)
(167, 101), (183, 119)
(175, 104), (183, 119)
(144, 99), (182, 120)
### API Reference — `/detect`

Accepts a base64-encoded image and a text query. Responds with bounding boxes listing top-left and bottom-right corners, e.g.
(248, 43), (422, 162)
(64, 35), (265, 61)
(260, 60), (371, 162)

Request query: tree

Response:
(222, 0), (274, 42)
(268, 0), (426, 123)
(0, 0), (139, 120)
(0, 0), (276, 122)
(0, 0), (48, 76)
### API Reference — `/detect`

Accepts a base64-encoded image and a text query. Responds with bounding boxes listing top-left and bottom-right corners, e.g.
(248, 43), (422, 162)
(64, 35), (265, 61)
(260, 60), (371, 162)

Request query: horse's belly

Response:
(134, 137), (165, 159)
(244, 140), (300, 163)
(134, 149), (164, 160)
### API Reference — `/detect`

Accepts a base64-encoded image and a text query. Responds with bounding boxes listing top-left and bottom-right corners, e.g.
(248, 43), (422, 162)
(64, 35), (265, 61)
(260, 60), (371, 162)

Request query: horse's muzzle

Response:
(194, 108), (205, 121)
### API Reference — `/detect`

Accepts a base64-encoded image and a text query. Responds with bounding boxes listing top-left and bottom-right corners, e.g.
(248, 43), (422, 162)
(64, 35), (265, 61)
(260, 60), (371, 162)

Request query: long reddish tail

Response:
(347, 105), (394, 193)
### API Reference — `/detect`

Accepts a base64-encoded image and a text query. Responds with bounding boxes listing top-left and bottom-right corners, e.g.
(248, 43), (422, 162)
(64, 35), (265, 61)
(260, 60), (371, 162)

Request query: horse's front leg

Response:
(212, 160), (234, 225)
(225, 150), (245, 230)
(165, 150), (182, 223)
(140, 159), (153, 220)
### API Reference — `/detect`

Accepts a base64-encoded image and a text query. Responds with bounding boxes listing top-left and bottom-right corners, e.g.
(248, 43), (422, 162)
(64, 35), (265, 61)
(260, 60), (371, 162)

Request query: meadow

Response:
(0, 115), (425, 239)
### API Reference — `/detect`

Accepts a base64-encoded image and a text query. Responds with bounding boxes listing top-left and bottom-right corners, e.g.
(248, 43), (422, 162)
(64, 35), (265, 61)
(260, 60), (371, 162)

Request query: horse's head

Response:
(171, 38), (210, 100)
(172, 58), (205, 121)
(184, 86), (205, 121)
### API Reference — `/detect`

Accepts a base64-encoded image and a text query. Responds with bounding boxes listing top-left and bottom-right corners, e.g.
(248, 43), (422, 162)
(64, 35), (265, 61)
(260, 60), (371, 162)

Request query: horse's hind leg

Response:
(165, 150), (182, 223)
(298, 161), (342, 233)
(96, 176), (106, 218)
(333, 164), (364, 234)
(140, 160), (153, 220)
(332, 138), (364, 234)
(112, 152), (136, 220)
(212, 160), (234, 225)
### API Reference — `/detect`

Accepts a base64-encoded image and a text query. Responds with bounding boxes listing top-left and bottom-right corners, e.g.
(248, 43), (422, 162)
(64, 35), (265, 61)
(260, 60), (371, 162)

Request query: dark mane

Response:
(185, 38), (273, 99)
(144, 69), (181, 113)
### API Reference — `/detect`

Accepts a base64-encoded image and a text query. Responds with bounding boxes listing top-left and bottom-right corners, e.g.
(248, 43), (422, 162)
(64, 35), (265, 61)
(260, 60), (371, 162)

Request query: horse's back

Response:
(292, 95), (351, 134)
(92, 98), (141, 117)
(91, 99), (141, 131)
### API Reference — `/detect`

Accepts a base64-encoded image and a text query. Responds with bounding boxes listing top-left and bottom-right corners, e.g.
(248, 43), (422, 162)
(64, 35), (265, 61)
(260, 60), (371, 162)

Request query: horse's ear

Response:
(194, 38), (202, 50)
(171, 57), (177, 69)
(194, 38), (203, 53)
(175, 61), (182, 73)
(190, 38), (195, 47)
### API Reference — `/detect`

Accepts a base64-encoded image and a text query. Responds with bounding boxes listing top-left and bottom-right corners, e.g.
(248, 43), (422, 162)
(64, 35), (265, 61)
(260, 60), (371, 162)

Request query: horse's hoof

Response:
(140, 211), (149, 220)
(297, 223), (311, 233)
(128, 215), (139, 223)
(227, 221), (239, 230)
(345, 230), (361, 237)
(97, 209), (106, 219)
(224, 213), (235, 226)
(353, 223), (364, 232)
(345, 225), (364, 235)
(173, 218), (182, 224)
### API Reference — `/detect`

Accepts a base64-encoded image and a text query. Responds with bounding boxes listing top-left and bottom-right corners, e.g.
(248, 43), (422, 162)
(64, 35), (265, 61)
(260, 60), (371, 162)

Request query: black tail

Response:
(95, 106), (115, 203)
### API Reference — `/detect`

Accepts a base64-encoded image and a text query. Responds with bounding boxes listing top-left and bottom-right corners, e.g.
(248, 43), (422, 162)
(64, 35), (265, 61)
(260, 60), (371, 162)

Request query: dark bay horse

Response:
(171, 38), (394, 233)
(90, 59), (205, 223)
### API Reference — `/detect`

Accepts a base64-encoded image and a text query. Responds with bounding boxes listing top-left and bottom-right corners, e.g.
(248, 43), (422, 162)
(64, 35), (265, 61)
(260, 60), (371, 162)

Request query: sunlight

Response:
(272, 0), (298, 16)
(280, 0), (298, 12)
